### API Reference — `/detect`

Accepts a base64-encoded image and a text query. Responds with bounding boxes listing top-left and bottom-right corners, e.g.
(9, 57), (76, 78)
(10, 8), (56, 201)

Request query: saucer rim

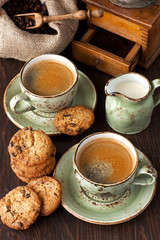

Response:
(54, 144), (157, 225)
(3, 71), (97, 135)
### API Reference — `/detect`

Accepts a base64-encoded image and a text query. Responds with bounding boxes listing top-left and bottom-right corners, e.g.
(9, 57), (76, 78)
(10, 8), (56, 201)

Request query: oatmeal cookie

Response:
(0, 186), (41, 230)
(15, 175), (31, 183)
(53, 105), (94, 136)
(11, 157), (56, 181)
(11, 154), (56, 176)
(11, 159), (55, 182)
(11, 151), (56, 173)
(28, 176), (61, 216)
(8, 127), (56, 167)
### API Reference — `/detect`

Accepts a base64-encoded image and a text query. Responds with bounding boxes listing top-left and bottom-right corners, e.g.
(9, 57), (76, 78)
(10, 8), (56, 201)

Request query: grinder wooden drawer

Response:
(81, 0), (160, 69)
(72, 27), (141, 76)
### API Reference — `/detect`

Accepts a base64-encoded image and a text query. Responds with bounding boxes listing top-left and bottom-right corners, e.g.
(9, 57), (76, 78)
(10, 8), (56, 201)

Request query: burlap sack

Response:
(0, 0), (78, 61)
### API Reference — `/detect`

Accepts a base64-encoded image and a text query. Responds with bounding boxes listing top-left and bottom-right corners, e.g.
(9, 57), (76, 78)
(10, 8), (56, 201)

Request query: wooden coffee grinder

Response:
(72, 0), (160, 76)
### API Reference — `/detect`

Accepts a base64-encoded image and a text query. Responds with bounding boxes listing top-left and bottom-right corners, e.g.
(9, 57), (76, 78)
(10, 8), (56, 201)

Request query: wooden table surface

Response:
(0, 4), (160, 240)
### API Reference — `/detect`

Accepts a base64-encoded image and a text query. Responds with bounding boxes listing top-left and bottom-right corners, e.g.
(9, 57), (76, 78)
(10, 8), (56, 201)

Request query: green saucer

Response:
(3, 71), (97, 135)
(54, 145), (157, 225)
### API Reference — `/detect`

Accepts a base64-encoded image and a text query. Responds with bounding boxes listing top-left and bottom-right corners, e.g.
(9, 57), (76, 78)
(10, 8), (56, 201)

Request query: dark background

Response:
(0, 0), (160, 239)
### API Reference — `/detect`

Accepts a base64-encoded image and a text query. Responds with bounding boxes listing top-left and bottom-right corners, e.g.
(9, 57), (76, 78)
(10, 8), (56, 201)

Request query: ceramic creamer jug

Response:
(104, 73), (160, 134)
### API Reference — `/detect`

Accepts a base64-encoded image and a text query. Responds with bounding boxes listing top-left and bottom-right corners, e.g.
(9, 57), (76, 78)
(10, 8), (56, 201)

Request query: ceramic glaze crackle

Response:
(105, 73), (160, 134)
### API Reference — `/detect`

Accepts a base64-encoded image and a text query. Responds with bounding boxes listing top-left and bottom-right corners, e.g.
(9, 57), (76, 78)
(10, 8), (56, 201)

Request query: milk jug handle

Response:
(151, 79), (160, 108)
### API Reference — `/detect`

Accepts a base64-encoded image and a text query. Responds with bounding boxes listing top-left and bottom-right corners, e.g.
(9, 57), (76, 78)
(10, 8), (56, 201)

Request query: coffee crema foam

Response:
(77, 138), (134, 184)
(23, 60), (74, 96)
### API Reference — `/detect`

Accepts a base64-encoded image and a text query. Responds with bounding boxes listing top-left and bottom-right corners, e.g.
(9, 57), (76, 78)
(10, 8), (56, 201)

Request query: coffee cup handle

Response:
(10, 93), (34, 113)
(151, 79), (160, 108)
(133, 165), (157, 186)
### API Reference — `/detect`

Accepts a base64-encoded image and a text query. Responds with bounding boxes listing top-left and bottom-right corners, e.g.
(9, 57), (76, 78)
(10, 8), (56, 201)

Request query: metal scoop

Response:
(14, 9), (104, 30)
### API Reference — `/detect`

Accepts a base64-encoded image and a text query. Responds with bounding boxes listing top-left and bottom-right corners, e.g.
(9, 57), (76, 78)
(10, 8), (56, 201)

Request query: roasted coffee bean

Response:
(3, 0), (57, 35)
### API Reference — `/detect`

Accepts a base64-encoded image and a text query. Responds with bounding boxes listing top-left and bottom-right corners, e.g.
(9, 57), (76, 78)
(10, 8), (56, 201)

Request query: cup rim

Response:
(20, 54), (78, 98)
(73, 131), (138, 187)
(104, 72), (151, 102)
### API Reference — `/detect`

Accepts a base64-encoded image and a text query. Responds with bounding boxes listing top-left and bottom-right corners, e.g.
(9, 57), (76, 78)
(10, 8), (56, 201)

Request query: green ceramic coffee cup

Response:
(10, 54), (78, 115)
(73, 132), (157, 203)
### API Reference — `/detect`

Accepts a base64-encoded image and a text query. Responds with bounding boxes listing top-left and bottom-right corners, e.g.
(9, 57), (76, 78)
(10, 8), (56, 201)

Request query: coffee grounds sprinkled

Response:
(83, 162), (114, 184)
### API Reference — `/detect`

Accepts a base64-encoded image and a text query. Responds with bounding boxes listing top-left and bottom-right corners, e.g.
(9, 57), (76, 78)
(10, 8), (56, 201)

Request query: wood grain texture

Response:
(0, 2), (160, 239)
(82, 0), (160, 26)
(81, 0), (160, 69)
